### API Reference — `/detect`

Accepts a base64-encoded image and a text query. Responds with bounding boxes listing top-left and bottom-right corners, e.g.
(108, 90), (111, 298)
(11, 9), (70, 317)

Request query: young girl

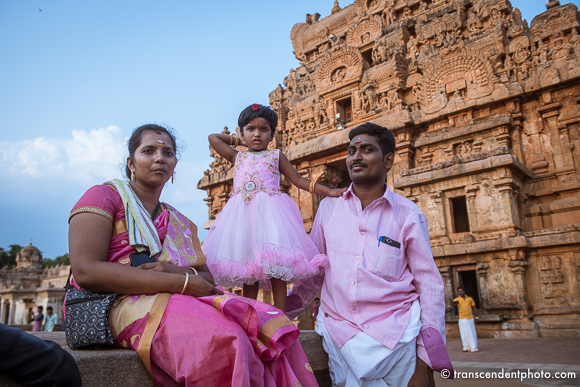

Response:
(202, 103), (345, 312)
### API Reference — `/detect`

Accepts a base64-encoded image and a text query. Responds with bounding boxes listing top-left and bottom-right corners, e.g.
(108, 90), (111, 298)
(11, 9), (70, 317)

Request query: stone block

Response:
(0, 331), (331, 387)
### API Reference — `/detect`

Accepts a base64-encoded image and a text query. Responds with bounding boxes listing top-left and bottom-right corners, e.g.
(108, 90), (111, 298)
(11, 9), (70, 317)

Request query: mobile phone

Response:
(129, 252), (157, 267)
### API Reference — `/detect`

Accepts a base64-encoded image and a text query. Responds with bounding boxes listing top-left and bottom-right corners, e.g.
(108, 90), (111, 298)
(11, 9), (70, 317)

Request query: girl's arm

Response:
(279, 152), (347, 197)
(208, 133), (247, 164)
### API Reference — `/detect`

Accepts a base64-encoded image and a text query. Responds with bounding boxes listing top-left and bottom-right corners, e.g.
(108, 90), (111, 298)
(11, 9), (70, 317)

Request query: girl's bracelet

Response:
(187, 267), (198, 275)
(180, 272), (190, 295)
(309, 180), (317, 194)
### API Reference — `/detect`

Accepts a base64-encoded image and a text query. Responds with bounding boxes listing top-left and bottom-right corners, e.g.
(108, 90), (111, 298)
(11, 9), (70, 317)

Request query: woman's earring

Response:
(131, 169), (135, 182)
(171, 174), (174, 184)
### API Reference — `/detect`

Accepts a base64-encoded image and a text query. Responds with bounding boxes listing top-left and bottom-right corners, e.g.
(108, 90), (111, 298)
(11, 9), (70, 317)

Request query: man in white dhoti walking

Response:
(453, 286), (479, 352)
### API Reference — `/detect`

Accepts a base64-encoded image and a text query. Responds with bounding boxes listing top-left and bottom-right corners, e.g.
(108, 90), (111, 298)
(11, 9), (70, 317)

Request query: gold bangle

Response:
(235, 137), (240, 147)
(187, 267), (198, 275)
(180, 272), (190, 295)
(230, 134), (235, 146)
(309, 180), (316, 194)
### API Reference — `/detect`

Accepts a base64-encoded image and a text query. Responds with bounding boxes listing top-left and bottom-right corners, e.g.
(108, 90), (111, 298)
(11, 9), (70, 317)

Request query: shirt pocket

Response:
(370, 243), (405, 281)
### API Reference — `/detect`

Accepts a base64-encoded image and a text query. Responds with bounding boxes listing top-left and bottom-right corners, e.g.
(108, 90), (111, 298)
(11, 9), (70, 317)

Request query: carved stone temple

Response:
(199, 0), (580, 337)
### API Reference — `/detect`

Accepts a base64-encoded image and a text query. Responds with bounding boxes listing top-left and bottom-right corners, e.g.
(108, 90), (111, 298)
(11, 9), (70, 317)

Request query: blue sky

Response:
(0, 0), (577, 259)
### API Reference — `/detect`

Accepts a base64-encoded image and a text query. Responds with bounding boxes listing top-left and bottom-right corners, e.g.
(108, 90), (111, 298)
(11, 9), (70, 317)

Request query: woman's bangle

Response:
(230, 134), (235, 145)
(180, 272), (190, 295)
(235, 136), (240, 147)
(187, 267), (198, 275)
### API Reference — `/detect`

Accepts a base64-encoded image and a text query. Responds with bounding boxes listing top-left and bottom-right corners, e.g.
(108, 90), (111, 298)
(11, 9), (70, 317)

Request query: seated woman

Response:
(68, 124), (317, 387)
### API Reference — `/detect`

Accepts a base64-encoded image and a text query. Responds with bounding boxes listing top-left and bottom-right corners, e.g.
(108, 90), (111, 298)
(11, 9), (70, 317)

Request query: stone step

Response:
(0, 330), (330, 387)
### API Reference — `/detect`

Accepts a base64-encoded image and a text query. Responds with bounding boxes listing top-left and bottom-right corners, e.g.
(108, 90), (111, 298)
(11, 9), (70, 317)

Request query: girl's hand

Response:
(185, 274), (224, 297)
(238, 137), (247, 147)
(326, 187), (347, 197)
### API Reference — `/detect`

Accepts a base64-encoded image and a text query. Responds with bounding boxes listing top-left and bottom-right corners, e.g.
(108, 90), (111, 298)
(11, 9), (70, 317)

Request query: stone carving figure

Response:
(360, 84), (378, 113)
(383, 7), (396, 26)
(372, 44), (389, 64)
(504, 54), (516, 79)
(513, 43), (530, 78)
(331, 67), (347, 84)
(419, 2), (428, 11)
(403, 7), (412, 19)
(407, 35), (420, 59)
(550, 37), (572, 60)
(313, 98), (330, 127)
(539, 41), (549, 63)
(570, 28), (580, 55)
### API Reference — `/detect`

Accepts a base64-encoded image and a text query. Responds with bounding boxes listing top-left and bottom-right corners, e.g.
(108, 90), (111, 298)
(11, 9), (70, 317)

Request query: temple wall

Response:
(199, 0), (580, 336)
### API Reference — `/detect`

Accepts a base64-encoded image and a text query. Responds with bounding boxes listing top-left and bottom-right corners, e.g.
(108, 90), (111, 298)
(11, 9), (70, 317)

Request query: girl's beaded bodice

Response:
(232, 149), (281, 203)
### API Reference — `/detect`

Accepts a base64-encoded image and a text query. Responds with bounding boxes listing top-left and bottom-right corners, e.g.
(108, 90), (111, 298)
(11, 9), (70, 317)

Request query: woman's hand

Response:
(326, 187), (347, 197)
(140, 262), (217, 286)
(139, 262), (188, 275)
(184, 275), (224, 297)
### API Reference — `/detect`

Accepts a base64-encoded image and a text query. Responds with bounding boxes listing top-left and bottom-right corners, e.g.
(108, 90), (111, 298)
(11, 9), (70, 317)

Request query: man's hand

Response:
(407, 358), (435, 387)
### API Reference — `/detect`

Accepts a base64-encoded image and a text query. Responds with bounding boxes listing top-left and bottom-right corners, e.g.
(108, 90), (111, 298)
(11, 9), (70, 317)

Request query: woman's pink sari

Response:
(70, 184), (318, 387)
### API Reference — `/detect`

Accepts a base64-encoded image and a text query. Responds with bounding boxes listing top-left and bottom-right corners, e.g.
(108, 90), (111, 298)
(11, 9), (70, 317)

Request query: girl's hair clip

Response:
(252, 104), (260, 111)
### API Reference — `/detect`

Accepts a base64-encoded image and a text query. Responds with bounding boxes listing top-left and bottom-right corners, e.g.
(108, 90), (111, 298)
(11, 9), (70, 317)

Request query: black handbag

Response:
(63, 270), (119, 349)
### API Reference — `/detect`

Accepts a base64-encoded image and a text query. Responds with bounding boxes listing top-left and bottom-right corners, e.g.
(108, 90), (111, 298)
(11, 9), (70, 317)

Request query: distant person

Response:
(312, 297), (320, 321)
(0, 323), (82, 386)
(203, 104), (345, 312)
(43, 306), (58, 332)
(31, 306), (43, 332)
(453, 286), (479, 352)
(27, 308), (34, 324)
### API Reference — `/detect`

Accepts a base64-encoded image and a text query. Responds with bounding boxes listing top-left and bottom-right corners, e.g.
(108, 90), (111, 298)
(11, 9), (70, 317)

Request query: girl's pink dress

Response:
(68, 184), (318, 387)
(202, 149), (327, 290)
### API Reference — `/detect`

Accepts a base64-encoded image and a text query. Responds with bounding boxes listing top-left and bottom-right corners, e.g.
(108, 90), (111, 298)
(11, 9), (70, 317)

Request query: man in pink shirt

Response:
(287, 123), (452, 386)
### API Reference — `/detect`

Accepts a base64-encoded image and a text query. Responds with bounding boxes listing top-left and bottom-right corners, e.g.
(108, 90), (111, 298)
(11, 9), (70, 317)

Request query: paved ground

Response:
(28, 332), (580, 387)
(436, 338), (580, 387)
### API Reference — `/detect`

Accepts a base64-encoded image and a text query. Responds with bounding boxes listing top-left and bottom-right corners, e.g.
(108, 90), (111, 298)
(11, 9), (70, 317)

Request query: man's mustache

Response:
(350, 162), (367, 169)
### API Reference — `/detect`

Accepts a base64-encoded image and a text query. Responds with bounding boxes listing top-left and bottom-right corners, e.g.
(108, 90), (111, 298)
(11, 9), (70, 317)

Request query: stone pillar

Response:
(0, 301), (4, 325)
(8, 301), (16, 325)
(439, 267), (454, 314)
(429, 192), (447, 238)
(492, 169), (521, 231)
(465, 185), (479, 233)
(476, 263), (490, 310)
(508, 258), (528, 309)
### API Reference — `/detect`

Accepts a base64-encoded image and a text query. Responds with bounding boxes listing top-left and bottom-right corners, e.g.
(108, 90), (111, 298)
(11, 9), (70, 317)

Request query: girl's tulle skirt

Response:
(202, 192), (327, 290)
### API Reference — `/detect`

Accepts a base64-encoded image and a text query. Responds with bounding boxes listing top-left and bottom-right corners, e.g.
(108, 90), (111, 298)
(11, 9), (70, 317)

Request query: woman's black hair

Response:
(125, 124), (179, 179)
(348, 122), (396, 156)
(238, 104), (278, 135)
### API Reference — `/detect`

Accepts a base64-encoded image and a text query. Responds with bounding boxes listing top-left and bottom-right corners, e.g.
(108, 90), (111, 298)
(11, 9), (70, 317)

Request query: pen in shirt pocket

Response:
(378, 236), (401, 249)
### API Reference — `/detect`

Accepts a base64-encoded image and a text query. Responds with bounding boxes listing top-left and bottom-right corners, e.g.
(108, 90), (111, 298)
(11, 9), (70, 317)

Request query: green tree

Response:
(42, 253), (70, 268)
(0, 244), (22, 269)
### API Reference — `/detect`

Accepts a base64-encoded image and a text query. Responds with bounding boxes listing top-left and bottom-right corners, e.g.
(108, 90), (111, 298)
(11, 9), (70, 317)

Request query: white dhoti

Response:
(316, 301), (421, 387)
(458, 318), (478, 352)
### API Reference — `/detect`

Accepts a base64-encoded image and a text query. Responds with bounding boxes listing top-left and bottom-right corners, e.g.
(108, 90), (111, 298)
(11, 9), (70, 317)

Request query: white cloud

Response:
(0, 126), (127, 184)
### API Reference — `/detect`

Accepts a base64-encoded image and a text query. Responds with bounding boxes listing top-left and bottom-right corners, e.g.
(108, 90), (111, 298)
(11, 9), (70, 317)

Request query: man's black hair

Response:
(348, 122), (396, 156)
(238, 104), (278, 135)
(457, 286), (466, 291)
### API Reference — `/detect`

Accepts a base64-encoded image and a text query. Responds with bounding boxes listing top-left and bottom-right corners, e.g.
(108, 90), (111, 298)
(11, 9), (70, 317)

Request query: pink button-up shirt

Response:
(287, 184), (447, 367)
